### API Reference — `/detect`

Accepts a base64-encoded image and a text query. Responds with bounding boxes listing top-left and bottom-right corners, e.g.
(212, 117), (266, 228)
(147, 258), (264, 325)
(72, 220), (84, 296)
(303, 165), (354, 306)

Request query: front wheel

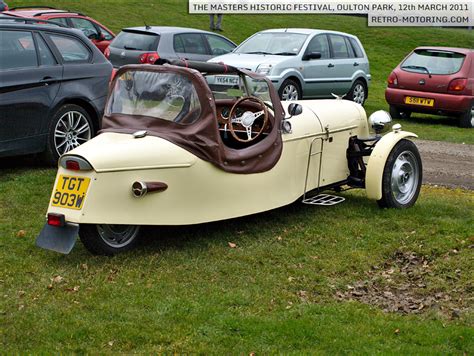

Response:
(79, 224), (141, 255)
(377, 139), (422, 209)
(279, 79), (301, 101)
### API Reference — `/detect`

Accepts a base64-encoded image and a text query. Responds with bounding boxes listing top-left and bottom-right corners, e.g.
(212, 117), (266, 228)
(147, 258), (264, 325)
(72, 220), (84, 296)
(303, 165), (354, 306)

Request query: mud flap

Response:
(36, 223), (79, 254)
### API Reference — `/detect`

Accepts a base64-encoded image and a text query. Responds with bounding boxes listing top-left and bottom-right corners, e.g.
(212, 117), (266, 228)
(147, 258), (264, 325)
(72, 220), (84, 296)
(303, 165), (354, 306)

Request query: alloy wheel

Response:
(390, 150), (420, 205)
(352, 83), (365, 104)
(54, 111), (92, 156)
(281, 84), (299, 101)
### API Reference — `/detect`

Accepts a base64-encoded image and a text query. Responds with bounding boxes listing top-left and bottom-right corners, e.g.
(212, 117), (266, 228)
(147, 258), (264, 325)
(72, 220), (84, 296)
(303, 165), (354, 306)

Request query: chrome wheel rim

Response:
(281, 84), (299, 101)
(391, 150), (419, 205)
(353, 84), (365, 104)
(54, 111), (91, 156)
(97, 225), (140, 248)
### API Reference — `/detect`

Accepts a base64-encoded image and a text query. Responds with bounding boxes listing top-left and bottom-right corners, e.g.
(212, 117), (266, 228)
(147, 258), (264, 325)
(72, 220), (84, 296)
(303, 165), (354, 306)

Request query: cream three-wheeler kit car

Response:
(37, 60), (422, 255)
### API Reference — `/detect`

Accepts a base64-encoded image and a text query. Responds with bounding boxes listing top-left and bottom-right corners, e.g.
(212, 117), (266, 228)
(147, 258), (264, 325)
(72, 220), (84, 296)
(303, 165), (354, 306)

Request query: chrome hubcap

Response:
(391, 150), (419, 205)
(282, 84), (299, 101)
(97, 225), (140, 248)
(353, 84), (365, 104)
(54, 111), (91, 156)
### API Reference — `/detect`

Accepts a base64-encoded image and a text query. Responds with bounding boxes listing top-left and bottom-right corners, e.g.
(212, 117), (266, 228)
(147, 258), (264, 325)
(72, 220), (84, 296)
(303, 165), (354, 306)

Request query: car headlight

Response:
(368, 110), (392, 134)
(256, 64), (272, 75)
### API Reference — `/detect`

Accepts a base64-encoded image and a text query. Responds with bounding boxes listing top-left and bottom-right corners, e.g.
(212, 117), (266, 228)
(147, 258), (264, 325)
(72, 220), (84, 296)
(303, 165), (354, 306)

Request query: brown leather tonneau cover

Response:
(101, 62), (284, 174)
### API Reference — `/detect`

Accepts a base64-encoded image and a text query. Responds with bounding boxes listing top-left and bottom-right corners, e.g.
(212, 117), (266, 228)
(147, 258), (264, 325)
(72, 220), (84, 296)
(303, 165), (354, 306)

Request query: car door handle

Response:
(353, 62), (359, 67)
(40, 77), (57, 85)
(328, 63), (334, 68)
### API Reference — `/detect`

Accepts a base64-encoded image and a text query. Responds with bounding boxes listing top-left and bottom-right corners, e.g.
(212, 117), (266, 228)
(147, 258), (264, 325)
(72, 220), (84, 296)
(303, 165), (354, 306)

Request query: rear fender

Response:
(366, 131), (418, 200)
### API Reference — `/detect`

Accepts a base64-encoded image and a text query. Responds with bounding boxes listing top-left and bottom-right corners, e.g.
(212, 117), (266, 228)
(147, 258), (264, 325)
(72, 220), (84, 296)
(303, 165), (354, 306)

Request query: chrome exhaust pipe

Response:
(132, 181), (168, 198)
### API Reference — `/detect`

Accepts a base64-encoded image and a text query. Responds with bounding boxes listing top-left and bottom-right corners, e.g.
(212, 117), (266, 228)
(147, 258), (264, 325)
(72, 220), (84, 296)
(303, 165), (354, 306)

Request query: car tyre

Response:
(279, 79), (302, 101)
(377, 139), (422, 209)
(389, 105), (411, 120)
(459, 103), (474, 128)
(348, 80), (367, 105)
(43, 104), (94, 165)
(79, 224), (141, 256)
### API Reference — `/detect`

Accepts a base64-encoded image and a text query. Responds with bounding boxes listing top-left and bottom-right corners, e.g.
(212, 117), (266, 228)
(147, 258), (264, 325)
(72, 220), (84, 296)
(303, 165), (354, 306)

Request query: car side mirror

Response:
(303, 51), (322, 61)
(288, 103), (303, 116)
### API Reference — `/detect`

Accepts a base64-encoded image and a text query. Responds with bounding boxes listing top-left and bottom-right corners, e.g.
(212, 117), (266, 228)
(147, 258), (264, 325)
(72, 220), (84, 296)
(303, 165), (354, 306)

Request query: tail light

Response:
(110, 68), (117, 83)
(59, 156), (93, 171)
(448, 78), (467, 93)
(387, 72), (398, 87)
(104, 47), (110, 59)
(47, 213), (66, 227)
(139, 52), (160, 64)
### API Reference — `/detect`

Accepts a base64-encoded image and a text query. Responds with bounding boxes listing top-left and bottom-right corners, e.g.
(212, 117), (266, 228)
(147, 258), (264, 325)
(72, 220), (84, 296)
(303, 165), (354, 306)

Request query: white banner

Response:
(189, 0), (474, 27)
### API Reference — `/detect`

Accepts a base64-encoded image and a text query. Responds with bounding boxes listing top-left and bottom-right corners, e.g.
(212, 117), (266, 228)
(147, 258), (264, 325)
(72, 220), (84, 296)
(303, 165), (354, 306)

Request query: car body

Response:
(36, 60), (421, 256)
(0, 17), (113, 163)
(107, 26), (236, 68)
(4, 6), (115, 53)
(209, 28), (371, 103)
(385, 47), (474, 128)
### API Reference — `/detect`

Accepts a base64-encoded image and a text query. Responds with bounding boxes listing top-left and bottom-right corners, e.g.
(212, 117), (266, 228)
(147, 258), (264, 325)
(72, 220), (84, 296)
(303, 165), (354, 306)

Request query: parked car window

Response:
(235, 32), (308, 56)
(306, 34), (330, 59)
(329, 34), (350, 59)
(173, 34), (185, 53)
(402, 49), (466, 75)
(349, 38), (364, 58)
(0, 30), (38, 69)
(344, 37), (355, 58)
(70, 18), (99, 39)
(35, 33), (57, 66)
(175, 34), (208, 55)
(204, 34), (235, 55)
(47, 17), (69, 27)
(108, 71), (201, 125)
(111, 31), (159, 51)
(49, 34), (91, 62)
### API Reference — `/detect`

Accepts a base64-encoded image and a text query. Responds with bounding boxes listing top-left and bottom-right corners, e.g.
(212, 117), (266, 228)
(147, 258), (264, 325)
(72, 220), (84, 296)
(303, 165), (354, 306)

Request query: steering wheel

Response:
(228, 96), (269, 143)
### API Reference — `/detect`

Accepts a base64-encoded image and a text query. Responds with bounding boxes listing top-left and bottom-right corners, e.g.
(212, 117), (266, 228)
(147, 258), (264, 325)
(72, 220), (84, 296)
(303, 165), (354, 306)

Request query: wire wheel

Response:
(97, 225), (141, 248)
(390, 150), (420, 205)
(54, 110), (92, 156)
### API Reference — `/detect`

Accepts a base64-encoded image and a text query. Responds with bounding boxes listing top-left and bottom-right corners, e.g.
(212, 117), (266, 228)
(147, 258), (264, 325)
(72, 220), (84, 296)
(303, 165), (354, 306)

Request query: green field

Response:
(1, 0), (474, 353)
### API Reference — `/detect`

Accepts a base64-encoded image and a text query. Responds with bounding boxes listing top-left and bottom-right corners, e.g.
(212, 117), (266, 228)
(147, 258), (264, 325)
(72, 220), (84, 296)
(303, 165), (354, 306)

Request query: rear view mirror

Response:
(303, 52), (322, 60)
(288, 103), (303, 116)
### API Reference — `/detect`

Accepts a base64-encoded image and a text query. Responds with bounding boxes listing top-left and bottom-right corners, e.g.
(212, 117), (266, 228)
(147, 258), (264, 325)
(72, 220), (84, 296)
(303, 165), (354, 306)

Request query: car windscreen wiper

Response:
(123, 46), (141, 50)
(401, 65), (432, 77)
(273, 52), (297, 56)
(243, 51), (273, 55)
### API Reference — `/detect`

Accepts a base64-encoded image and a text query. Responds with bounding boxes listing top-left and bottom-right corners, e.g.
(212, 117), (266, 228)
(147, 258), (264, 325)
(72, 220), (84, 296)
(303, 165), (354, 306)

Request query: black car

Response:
(0, 16), (112, 163)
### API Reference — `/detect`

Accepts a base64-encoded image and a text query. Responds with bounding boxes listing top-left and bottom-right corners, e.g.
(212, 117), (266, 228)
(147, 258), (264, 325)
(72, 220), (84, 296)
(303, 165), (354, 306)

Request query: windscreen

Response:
(107, 71), (201, 125)
(206, 73), (272, 102)
(235, 32), (308, 56)
(402, 50), (465, 75)
(111, 30), (159, 51)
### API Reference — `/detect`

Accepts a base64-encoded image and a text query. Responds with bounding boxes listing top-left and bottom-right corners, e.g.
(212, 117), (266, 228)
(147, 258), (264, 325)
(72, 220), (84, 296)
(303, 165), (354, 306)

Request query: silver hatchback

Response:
(210, 28), (371, 104)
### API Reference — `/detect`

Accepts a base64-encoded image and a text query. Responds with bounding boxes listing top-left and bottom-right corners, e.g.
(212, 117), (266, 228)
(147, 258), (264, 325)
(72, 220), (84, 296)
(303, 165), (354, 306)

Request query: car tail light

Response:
(104, 47), (110, 59)
(47, 213), (66, 227)
(387, 72), (398, 87)
(448, 78), (467, 93)
(110, 68), (118, 83)
(139, 52), (160, 64)
(59, 156), (93, 171)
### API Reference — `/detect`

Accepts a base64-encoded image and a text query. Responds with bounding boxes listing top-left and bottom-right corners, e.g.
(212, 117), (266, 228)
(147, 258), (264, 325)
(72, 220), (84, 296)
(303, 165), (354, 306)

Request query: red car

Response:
(385, 47), (473, 128)
(4, 6), (115, 53)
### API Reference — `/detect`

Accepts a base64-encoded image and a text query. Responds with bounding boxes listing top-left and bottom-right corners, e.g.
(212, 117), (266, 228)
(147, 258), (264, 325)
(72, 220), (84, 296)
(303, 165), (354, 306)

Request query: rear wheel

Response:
(389, 105), (411, 120)
(43, 104), (93, 165)
(79, 224), (141, 255)
(377, 139), (422, 209)
(279, 79), (301, 101)
(459, 104), (474, 128)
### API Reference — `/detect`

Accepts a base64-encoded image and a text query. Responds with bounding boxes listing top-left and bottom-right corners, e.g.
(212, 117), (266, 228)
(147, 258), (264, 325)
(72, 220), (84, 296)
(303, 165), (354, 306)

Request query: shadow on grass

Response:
(400, 114), (460, 128)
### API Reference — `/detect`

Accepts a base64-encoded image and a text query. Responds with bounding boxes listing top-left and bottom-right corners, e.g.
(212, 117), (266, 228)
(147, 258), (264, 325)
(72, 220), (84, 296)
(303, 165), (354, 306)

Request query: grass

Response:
(1, 0), (473, 353)
(12, 0), (474, 143)
(1, 165), (473, 353)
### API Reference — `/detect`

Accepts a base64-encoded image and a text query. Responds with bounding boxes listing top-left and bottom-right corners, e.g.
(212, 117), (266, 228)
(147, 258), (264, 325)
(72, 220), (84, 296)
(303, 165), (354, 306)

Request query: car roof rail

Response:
(0, 13), (68, 27)
(10, 5), (57, 10)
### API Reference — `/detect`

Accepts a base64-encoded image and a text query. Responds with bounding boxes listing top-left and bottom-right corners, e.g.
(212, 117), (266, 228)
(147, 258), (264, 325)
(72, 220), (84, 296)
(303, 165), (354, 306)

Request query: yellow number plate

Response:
(404, 96), (434, 106)
(51, 175), (90, 210)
